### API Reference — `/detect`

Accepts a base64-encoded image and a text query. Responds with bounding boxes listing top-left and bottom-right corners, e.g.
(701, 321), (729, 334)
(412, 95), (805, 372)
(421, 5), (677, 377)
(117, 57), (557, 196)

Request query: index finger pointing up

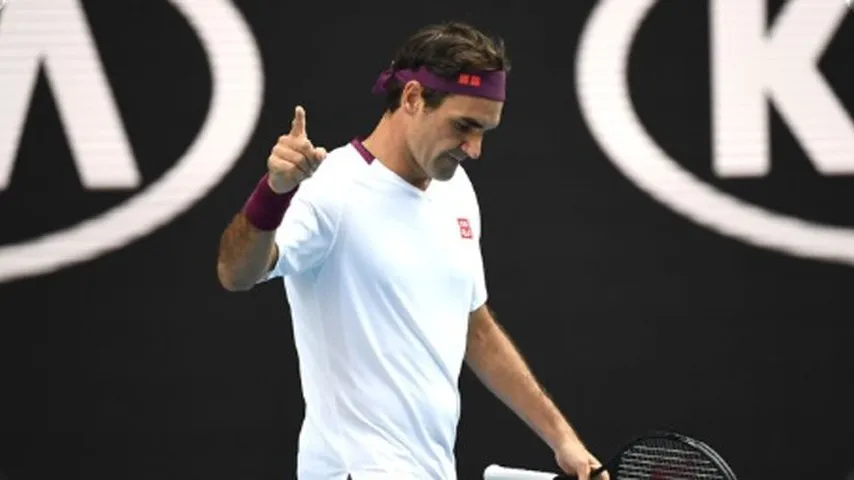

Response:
(290, 105), (307, 137)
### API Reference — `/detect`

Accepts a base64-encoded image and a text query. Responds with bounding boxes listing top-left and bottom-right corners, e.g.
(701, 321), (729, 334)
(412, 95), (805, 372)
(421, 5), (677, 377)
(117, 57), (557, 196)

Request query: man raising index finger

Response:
(216, 20), (605, 480)
(291, 105), (309, 139)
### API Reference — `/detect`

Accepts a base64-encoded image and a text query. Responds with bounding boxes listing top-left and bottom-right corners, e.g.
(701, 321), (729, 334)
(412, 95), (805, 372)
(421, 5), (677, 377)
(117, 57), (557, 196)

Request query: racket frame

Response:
(556, 430), (738, 480)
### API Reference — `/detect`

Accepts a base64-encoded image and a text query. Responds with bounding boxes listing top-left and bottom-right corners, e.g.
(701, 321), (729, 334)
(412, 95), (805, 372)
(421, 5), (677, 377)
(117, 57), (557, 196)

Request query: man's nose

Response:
(460, 135), (482, 159)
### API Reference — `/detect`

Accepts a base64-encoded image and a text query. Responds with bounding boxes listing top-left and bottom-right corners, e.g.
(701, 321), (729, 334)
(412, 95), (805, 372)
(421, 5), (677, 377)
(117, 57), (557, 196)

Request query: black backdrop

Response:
(1, 1), (852, 479)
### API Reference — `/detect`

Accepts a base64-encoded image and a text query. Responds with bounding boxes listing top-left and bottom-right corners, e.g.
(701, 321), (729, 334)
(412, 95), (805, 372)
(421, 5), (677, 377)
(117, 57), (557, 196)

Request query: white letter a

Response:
(0, 0), (141, 190)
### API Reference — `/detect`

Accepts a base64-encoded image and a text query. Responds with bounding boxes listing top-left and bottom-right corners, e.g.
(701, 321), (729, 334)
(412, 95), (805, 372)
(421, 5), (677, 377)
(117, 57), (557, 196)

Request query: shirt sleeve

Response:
(470, 198), (488, 312)
(263, 178), (340, 281)
(470, 242), (488, 312)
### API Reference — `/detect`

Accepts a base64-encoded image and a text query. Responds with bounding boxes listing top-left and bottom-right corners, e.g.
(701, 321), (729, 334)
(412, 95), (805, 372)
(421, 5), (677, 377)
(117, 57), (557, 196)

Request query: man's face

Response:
(405, 90), (503, 182)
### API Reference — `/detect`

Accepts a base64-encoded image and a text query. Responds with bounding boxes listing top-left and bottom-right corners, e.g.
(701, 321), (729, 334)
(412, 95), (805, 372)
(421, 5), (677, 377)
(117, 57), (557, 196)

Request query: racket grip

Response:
(483, 464), (607, 480)
(483, 464), (560, 479)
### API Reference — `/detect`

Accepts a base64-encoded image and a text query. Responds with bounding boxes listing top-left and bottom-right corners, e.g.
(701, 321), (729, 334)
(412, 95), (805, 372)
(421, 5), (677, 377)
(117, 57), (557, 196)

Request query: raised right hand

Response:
(267, 105), (328, 194)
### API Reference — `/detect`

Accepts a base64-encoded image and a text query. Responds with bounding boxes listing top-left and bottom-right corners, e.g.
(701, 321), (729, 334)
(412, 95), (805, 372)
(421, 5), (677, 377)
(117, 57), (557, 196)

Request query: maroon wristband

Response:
(242, 174), (296, 231)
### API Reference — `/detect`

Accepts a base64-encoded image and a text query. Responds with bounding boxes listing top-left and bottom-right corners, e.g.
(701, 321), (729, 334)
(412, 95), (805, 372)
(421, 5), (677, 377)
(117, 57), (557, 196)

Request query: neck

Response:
(362, 113), (430, 190)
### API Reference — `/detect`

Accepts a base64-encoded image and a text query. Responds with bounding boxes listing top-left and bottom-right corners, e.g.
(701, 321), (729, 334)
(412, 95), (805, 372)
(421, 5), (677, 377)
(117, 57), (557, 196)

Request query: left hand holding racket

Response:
(553, 439), (609, 480)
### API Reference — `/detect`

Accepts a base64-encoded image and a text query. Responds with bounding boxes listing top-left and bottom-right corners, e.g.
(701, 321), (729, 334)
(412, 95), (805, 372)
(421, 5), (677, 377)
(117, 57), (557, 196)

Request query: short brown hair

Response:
(381, 21), (511, 112)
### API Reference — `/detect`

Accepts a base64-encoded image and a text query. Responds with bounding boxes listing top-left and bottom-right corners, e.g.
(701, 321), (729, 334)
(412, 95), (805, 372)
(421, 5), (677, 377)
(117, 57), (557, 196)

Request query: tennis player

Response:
(217, 21), (609, 480)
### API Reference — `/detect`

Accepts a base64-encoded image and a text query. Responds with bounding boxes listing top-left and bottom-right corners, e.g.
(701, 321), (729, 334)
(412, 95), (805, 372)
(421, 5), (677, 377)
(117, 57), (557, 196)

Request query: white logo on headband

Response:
(576, 0), (854, 267)
(0, 0), (264, 283)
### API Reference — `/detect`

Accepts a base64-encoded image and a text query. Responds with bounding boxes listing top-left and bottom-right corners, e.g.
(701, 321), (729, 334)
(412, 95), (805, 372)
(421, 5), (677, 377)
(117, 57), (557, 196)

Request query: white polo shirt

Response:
(262, 139), (488, 480)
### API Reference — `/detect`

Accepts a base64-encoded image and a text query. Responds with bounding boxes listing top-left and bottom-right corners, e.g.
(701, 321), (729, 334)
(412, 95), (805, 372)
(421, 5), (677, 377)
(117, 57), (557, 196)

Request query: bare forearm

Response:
(466, 309), (580, 451)
(217, 212), (276, 291)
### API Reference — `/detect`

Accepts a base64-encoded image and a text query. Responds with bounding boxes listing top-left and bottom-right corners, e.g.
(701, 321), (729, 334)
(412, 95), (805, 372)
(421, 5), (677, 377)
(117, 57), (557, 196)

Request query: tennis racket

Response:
(484, 430), (738, 480)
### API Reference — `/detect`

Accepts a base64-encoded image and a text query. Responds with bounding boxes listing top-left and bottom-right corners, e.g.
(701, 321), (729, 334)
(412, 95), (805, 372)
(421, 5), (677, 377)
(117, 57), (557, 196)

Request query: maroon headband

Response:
(371, 66), (507, 101)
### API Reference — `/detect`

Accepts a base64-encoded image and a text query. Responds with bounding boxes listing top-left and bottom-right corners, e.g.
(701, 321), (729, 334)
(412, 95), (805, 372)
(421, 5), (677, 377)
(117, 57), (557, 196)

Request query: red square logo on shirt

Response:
(457, 218), (473, 239)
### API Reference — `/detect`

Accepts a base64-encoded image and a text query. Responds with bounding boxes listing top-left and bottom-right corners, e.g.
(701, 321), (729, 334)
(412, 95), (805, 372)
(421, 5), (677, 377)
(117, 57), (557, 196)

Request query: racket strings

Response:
(615, 438), (727, 480)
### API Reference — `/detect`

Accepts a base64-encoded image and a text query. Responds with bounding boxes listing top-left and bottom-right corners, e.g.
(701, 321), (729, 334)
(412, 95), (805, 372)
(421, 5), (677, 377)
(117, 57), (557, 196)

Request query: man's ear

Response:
(401, 81), (425, 114)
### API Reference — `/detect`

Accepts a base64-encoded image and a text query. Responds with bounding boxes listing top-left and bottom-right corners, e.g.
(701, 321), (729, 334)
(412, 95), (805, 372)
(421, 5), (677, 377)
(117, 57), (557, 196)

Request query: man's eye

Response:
(454, 121), (471, 132)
